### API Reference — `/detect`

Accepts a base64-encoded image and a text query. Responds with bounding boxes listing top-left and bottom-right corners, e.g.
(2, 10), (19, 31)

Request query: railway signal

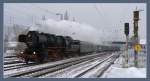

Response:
(124, 23), (129, 67)
(124, 23), (129, 36)
(133, 9), (143, 67)
(133, 11), (139, 37)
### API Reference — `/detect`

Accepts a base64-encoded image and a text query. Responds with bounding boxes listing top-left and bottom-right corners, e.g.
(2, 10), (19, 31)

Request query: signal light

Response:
(124, 23), (129, 36)
(134, 11), (139, 21)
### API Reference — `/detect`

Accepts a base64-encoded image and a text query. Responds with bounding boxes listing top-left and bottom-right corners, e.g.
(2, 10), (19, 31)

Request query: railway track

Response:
(4, 60), (23, 65)
(4, 52), (120, 78)
(3, 42), (28, 71)
(20, 54), (107, 78)
(4, 62), (36, 71)
(79, 55), (117, 78)
(4, 52), (108, 78)
(39, 53), (118, 78)
(4, 52), (36, 71)
(4, 55), (17, 58)
(3, 52), (99, 72)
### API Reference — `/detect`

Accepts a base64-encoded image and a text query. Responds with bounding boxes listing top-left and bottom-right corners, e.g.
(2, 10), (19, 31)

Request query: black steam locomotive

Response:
(17, 31), (120, 64)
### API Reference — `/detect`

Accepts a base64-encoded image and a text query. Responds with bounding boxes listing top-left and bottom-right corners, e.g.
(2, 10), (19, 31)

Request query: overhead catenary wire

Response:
(30, 4), (57, 16)
(4, 8), (37, 26)
(93, 4), (107, 27)
(93, 4), (115, 28)
(93, 4), (114, 41)
(5, 4), (58, 20)
(4, 4), (58, 27)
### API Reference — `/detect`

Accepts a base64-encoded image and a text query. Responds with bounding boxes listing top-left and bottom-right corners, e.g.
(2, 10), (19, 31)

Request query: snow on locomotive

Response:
(17, 31), (120, 64)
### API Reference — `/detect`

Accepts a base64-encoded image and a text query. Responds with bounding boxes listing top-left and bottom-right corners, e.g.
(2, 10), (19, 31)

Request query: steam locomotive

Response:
(17, 31), (120, 64)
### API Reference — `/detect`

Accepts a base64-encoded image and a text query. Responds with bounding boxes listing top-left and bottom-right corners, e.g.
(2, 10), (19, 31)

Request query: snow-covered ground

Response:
(101, 50), (146, 78)
(102, 66), (146, 78)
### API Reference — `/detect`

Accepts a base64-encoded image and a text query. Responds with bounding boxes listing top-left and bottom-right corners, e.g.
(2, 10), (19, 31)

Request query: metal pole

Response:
(56, 13), (63, 20)
(60, 14), (63, 20)
(126, 35), (129, 66)
(134, 49), (138, 67)
(124, 23), (129, 68)
(133, 11), (139, 67)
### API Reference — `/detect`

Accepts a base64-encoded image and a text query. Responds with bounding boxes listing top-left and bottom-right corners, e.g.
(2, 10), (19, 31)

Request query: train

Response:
(17, 31), (120, 64)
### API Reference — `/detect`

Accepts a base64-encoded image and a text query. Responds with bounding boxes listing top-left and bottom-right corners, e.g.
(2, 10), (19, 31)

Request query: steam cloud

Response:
(29, 19), (103, 44)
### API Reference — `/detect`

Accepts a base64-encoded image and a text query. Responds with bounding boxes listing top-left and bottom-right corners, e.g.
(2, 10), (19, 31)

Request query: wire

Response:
(31, 4), (57, 16)
(93, 4), (106, 23)
(93, 4), (112, 29)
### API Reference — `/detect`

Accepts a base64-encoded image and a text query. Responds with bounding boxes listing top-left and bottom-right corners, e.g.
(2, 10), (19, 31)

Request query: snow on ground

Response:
(4, 63), (25, 68)
(5, 42), (18, 47)
(102, 66), (146, 78)
(101, 51), (146, 78)
(5, 50), (16, 54)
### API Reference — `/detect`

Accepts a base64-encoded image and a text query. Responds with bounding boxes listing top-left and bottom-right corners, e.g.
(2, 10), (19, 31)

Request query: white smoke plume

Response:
(29, 19), (103, 44)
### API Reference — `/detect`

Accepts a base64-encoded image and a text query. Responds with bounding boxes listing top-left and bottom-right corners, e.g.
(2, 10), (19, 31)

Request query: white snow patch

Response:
(5, 42), (18, 47)
(6, 50), (16, 54)
(102, 66), (146, 78)
(140, 39), (146, 44)
(101, 53), (146, 78)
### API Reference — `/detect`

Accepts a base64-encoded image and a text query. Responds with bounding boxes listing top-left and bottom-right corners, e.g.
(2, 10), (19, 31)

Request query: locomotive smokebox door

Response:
(18, 34), (26, 42)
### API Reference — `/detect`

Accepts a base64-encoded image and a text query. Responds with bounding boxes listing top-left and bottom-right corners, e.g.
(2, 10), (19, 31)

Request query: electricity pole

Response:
(133, 10), (140, 67)
(56, 13), (63, 20)
(133, 8), (144, 67)
(64, 10), (69, 20)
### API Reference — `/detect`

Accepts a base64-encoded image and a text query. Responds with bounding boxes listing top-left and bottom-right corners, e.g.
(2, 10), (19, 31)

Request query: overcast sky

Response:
(4, 3), (146, 41)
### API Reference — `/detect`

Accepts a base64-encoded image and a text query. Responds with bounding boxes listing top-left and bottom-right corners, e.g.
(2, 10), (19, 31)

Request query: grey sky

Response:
(4, 3), (146, 41)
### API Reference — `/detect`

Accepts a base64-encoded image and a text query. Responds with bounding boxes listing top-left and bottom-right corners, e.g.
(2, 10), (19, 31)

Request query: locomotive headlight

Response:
(21, 51), (24, 54)
(33, 51), (36, 54)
